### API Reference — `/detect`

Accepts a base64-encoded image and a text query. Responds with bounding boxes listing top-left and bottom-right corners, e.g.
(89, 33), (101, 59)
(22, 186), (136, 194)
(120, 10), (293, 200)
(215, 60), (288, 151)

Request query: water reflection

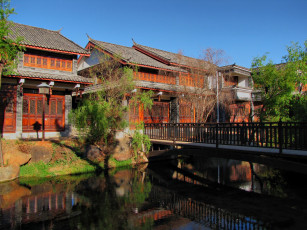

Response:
(1, 156), (307, 229)
(177, 156), (290, 197)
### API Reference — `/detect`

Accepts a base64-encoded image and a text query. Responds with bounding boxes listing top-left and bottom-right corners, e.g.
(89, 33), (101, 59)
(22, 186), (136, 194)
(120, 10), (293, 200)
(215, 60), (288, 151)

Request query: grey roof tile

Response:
(13, 70), (93, 83)
(89, 39), (184, 72)
(7, 22), (89, 55)
(133, 42), (207, 68)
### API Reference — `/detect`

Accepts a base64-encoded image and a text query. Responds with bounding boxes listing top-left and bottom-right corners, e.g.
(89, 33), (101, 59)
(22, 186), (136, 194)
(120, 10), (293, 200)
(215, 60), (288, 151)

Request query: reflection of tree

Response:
(69, 169), (153, 230)
(250, 163), (287, 198)
(123, 171), (152, 209)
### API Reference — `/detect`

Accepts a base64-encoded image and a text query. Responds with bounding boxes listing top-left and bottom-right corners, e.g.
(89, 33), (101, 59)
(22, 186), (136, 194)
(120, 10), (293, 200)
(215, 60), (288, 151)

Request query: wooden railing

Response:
(133, 72), (176, 85)
(144, 122), (307, 152)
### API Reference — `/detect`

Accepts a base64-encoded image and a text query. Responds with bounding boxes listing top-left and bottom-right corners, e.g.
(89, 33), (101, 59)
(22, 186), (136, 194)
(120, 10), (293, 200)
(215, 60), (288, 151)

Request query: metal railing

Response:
(144, 122), (307, 153)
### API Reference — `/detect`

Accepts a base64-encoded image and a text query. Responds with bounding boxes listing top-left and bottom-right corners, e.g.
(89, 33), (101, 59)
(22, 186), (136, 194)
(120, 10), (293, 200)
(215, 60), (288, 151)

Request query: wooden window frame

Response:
(24, 54), (73, 72)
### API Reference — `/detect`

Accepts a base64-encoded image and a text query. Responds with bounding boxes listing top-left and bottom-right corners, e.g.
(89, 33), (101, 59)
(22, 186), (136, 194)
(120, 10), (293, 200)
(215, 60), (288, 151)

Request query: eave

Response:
(23, 44), (90, 56)
(7, 75), (93, 85)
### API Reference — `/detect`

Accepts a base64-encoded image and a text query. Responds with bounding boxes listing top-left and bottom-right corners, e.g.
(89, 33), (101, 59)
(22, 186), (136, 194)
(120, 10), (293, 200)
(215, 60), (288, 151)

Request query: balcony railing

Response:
(134, 72), (176, 85)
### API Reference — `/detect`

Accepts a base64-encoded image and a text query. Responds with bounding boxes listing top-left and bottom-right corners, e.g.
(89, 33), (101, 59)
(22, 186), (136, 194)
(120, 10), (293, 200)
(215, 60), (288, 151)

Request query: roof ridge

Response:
(134, 42), (198, 62)
(56, 31), (89, 54)
(11, 21), (60, 34)
(90, 38), (134, 50)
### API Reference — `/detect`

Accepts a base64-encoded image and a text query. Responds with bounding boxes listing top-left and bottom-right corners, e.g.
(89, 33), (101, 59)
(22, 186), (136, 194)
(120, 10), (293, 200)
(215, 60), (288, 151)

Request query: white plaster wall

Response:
(78, 49), (104, 71)
(236, 91), (251, 100)
(238, 76), (249, 88)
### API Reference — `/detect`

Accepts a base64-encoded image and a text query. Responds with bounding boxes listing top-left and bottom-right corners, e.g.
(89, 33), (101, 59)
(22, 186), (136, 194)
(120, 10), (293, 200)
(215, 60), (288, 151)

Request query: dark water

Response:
(1, 154), (307, 230)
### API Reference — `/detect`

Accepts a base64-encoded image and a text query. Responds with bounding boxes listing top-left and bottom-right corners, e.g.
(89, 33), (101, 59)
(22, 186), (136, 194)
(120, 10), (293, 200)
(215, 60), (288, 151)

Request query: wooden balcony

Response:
(133, 72), (176, 85)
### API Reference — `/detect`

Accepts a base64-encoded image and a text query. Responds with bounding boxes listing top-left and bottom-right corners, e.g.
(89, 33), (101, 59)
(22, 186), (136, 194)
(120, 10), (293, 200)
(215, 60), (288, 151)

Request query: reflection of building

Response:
(0, 22), (91, 139)
(0, 190), (81, 229)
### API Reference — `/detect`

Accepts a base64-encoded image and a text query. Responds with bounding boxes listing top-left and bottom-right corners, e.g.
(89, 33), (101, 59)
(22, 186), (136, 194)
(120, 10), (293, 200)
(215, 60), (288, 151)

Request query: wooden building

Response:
(0, 22), (91, 139)
(78, 38), (253, 124)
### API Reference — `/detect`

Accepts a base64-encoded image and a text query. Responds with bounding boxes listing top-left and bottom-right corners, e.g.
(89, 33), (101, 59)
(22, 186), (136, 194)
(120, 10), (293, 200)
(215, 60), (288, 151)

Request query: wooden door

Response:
(22, 94), (65, 132)
(0, 85), (16, 134)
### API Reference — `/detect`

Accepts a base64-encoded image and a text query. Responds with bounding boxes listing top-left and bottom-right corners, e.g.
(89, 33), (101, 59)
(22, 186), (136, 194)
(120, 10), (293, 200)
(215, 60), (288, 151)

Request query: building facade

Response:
(0, 22), (91, 139)
(78, 39), (254, 124)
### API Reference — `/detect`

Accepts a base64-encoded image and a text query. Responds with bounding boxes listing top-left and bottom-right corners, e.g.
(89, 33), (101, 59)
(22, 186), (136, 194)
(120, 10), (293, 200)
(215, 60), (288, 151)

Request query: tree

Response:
(0, 0), (23, 86)
(70, 55), (153, 159)
(0, 0), (23, 167)
(251, 40), (307, 122)
(167, 48), (232, 123)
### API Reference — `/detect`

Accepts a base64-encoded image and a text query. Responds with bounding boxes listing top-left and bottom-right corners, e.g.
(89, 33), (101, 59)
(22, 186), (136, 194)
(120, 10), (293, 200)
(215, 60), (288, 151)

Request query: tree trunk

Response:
(0, 140), (3, 167)
(0, 62), (4, 166)
(0, 62), (3, 89)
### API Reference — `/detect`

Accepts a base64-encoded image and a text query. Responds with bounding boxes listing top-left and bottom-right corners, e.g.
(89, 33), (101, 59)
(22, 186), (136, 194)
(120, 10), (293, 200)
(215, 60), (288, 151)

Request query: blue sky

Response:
(10, 0), (307, 67)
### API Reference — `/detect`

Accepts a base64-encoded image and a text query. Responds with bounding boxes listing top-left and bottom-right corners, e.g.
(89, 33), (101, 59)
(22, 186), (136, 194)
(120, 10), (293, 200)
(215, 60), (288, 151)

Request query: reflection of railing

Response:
(149, 186), (270, 230)
(144, 122), (307, 152)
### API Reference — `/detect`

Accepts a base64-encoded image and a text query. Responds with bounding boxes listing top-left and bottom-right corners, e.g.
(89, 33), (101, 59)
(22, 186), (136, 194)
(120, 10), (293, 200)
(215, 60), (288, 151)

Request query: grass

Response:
(20, 157), (96, 178)
(19, 154), (133, 178)
(15, 138), (142, 178)
(110, 157), (132, 168)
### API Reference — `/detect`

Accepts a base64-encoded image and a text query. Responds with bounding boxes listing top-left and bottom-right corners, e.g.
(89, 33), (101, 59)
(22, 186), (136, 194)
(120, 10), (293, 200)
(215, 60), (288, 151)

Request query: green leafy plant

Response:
(131, 123), (151, 159)
(0, 0), (24, 83)
(251, 40), (307, 122)
(70, 55), (153, 165)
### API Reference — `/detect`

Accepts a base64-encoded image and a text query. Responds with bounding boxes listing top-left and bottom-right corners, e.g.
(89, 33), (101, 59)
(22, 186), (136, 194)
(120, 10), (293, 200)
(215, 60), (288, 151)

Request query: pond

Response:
(1, 153), (307, 229)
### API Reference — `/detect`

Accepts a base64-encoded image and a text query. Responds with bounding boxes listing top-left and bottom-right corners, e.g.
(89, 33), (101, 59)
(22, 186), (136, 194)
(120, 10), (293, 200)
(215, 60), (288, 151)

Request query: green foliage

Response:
(251, 40), (307, 121)
(289, 95), (307, 122)
(0, 0), (24, 83)
(70, 96), (126, 145)
(131, 123), (151, 158)
(130, 90), (154, 111)
(70, 56), (153, 151)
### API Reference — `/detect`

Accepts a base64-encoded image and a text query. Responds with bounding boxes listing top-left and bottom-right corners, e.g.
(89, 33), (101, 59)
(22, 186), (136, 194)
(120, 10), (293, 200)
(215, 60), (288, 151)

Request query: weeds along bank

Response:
(1, 138), (147, 178)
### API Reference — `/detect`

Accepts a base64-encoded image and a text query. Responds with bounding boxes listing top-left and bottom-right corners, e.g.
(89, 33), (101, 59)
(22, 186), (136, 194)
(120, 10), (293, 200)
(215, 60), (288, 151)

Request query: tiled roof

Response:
(7, 22), (89, 55)
(219, 64), (251, 72)
(13, 70), (93, 83)
(89, 39), (184, 72)
(133, 42), (207, 68)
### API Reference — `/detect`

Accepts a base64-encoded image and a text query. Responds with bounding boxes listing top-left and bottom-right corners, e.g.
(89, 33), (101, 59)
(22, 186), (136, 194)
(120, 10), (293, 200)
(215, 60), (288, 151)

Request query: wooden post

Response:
(216, 123), (219, 148)
(278, 120), (283, 154)
(42, 94), (45, 141)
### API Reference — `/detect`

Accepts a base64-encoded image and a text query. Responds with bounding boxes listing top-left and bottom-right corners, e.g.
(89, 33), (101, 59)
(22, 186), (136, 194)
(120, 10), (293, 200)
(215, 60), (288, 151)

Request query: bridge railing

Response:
(144, 122), (307, 152)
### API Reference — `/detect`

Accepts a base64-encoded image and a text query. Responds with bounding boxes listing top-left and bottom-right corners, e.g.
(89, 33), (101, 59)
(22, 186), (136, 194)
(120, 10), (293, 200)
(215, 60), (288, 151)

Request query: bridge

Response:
(144, 122), (307, 156)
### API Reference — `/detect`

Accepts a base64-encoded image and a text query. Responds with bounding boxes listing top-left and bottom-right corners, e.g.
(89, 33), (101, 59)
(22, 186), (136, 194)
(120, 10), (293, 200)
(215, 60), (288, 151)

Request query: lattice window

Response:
(24, 54), (72, 72)
(51, 101), (56, 115)
(23, 99), (29, 114)
(37, 100), (43, 115)
(5, 99), (14, 113)
(57, 101), (63, 115)
(45, 101), (49, 114)
(36, 57), (42, 65)
(24, 55), (29, 64)
(30, 99), (36, 114)
(43, 58), (47, 66)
